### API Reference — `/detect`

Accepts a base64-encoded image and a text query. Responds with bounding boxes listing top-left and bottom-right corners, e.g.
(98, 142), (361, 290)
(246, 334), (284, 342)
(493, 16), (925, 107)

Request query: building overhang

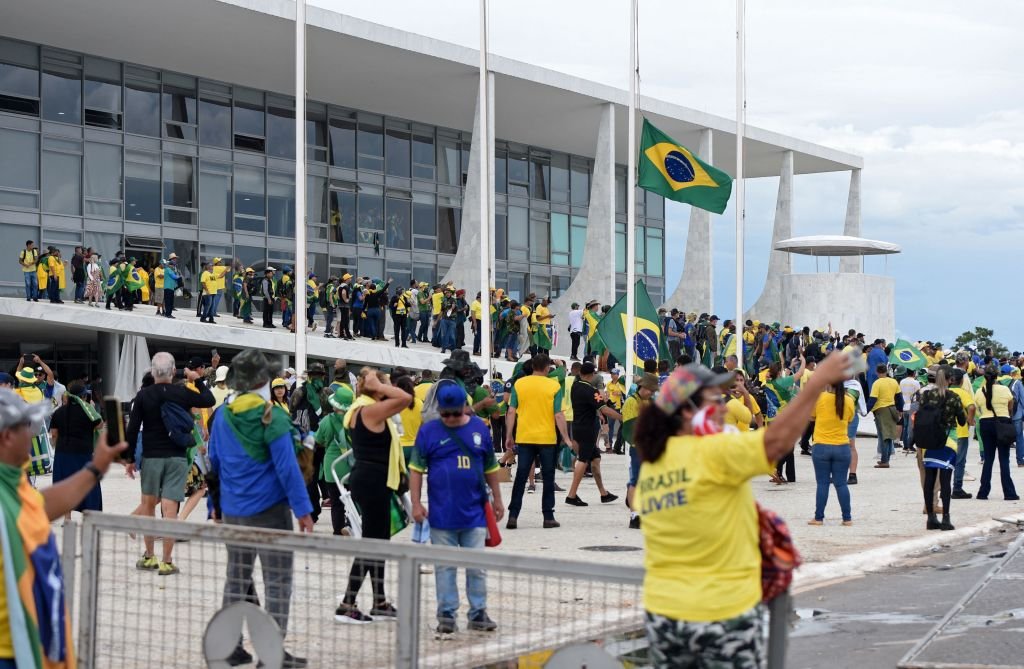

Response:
(5, 0), (862, 178)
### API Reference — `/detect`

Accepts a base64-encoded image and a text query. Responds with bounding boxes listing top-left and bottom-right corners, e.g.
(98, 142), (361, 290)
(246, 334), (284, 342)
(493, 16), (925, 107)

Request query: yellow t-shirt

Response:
(534, 304), (551, 325)
(414, 382), (432, 404)
(521, 305), (533, 327)
(137, 267), (150, 302)
(870, 377), (900, 410)
(510, 375), (564, 445)
(608, 382), (624, 410)
(18, 247), (38, 272)
(154, 267), (165, 290)
(724, 397), (753, 432)
(974, 383), (1013, 419)
(950, 387), (974, 439)
(200, 270), (217, 295)
(212, 264), (228, 292)
(563, 376), (576, 421)
(431, 292), (443, 316)
(470, 299), (482, 321)
(811, 390), (855, 445)
(399, 398), (424, 447)
(637, 430), (773, 622)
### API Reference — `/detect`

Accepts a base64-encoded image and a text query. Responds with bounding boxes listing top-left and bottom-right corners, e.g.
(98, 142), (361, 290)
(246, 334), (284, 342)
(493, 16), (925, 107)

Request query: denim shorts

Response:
(847, 413), (860, 441)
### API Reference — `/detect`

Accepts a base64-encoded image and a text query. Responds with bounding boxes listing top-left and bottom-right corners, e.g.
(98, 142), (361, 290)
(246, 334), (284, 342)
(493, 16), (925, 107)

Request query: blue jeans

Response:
(211, 291), (222, 317)
(283, 304), (293, 327)
(954, 437), (970, 491)
(74, 279), (86, 301)
(430, 527), (488, 620)
(628, 445), (640, 487)
(438, 318), (456, 351)
(811, 444), (852, 521)
(324, 306), (335, 333)
(508, 444), (558, 521)
(607, 418), (619, 449)
(417, 311), (430, 341)
(364, 307), (381, 338)
(876, 430), (894, 464)
(23, 271), (37, 300)
(1015, 419), (1024, 465)
(201, 294), (215, 320)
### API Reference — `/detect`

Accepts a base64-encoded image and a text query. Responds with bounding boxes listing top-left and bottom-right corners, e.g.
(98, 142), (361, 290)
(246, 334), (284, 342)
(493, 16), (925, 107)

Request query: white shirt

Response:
(568, 309), (584, 333)
(900, 377), (922, 406)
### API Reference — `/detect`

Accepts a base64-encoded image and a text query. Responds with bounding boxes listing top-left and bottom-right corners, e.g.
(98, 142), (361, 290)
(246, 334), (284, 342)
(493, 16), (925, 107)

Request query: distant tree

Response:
(954, 327), (1009, 357)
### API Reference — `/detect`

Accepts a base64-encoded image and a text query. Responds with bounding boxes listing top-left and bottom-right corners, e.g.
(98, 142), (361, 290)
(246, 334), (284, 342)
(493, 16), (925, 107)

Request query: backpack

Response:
(161, 401), (197, 449)
(912, 392), (946, 450)
(318, 285), (329, 309)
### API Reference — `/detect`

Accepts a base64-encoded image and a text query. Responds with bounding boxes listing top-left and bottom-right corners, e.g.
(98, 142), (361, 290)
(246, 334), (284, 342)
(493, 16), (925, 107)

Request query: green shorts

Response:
(140, 456), (189, 503)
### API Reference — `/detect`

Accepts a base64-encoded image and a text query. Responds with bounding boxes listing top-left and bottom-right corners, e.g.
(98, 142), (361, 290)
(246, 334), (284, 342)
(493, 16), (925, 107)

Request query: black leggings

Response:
(924, 468), (952, 515)
(326, 483), (348, 535)
(776, 450), (796, 482)
(344, 467), (390, 606)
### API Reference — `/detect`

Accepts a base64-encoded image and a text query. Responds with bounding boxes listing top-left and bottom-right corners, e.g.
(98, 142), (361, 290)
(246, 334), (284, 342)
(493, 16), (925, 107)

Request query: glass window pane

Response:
(530, 216), (549, 263)
(412, 199), (435, 236)
(357, 116), (383, 171)
(508, 206), (527, 248)
(124, 152), (160, 223)
(647, 228), (663, 276)
(329, 190), (356, 243)
(42, 69), (81, 124)
(83, 76), (121, 128)
(385, 196), (410, 249)
(437, 135), (459, 186)
(162, 83), (196, 124)
(358, 190), (383, 231)
(636, 228), (646, 264)
(162, 154), (194, 208)
(571, 160), (589, 206)
(551, 213), (569, 253)
(570, 224), (586, 268)
(0, 223), (38, 285)
(199, 97), (231, 147)
(615, 232), (625, 273)
(412, 133), (434, 178)
(0, 129), (39, 191)
(83, 57), (120, 109)
(235, 216), (265, 233)
(438, 206), (460, 254)
(413, 237), (435, 251)
(268, 172), (295, 238)
(328, 115), (356, 169)
(200, 163), (231, 231)
(551, 153), (569, 203)
(495, 213), (507, 260)
(234, 165), (265, 217)
(42, 151), (81, 215)
(413, 263), (435, 286)
(616, 172), (626, 214)
(307, 176), (327, 226)
(84, 142), (120, 200)
(124, 82), (159, 137)
(508, 153), (528, 194)
(385, 128), (410, 178)
(530, 156), (550, 201)
(0, 62), (38, 98)
(234, 94), (264, 137)
(267, 104), (295, 159)
(307, 105), (327, 148)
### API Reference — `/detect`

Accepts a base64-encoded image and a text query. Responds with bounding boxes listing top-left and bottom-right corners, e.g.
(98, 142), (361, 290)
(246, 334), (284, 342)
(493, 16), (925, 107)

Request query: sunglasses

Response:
(439, 410), (463, 419)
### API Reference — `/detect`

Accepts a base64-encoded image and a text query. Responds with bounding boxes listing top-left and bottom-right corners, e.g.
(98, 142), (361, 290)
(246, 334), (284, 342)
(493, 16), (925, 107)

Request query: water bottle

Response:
(412, 518), (431, 544)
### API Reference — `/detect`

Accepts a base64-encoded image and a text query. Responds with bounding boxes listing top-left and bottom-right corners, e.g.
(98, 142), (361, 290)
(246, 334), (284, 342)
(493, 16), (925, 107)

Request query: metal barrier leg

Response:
(766, 591), (792, 669)
(77, 516), (101, 669)
(396, 557), (421, 667)
(61, 519), (77, 622)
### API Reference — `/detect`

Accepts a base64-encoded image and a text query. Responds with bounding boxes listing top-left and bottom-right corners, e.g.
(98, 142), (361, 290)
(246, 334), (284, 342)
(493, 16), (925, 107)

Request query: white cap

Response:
(285, 367), (296, 376)
(215, 365), (229, 383)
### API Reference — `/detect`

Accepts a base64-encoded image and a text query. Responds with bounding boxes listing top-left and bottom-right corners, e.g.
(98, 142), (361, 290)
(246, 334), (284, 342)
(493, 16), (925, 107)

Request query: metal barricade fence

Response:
(66, 513), (648, 668)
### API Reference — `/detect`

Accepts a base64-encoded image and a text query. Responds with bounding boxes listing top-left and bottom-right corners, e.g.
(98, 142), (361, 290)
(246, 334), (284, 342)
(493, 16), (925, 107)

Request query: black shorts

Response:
(574, 429), (601, 463)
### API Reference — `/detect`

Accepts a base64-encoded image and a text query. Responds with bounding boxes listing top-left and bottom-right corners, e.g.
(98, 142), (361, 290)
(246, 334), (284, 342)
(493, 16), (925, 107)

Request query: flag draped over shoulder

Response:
(889, 339), (928, 371)
(584, 309), (606, 355)
(531, 324), (553, 351)
(638, 118), (733, 215)
(597, 280), (671, 372)
(0, 464), (73, 669)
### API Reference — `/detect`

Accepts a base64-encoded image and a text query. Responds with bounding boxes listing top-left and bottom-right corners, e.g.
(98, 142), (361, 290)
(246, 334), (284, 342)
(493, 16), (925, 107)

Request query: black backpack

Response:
(912, 392), (946, 450)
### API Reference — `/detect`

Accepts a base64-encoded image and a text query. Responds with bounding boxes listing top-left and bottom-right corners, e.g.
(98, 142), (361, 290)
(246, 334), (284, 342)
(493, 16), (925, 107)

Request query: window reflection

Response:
(268, 171), (296, 237)
(438, 205), (460, 254)
(125, 150), (160, 223)
(437, 134), (459, 186)
(125, 82), (159, 137)
(234, 165), (265, 217)
(199, 161), (231, 231)
(412, 133), (434, 180)
(267, 103), (295, 159)
(358, 115), (384, 172)
(358, 190), (383, 231)
(42, 70), (81, 124)
(199, 97), (230, 148)
(329, 190), (356, 243)
(163, 155), (195, 208)
(42, 150), (81, 215)
(385, 128), (410, 178)
(385, 196), (410, 250)
(329, 114), (356, 169)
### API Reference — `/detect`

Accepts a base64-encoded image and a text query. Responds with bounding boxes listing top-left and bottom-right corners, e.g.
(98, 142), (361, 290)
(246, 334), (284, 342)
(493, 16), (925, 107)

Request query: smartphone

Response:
(211, 348), (218, 358)
(103, 396), (124, 446)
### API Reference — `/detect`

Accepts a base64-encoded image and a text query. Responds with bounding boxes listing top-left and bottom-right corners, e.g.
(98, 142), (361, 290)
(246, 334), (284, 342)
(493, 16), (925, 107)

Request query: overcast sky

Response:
(317, 0), (1024, 349)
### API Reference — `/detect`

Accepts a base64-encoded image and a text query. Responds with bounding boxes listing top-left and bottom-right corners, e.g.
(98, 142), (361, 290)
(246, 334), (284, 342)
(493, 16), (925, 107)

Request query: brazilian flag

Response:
(638, 118), (733, 215)
(103, 271), (123, 296)
(125, 267), (144, 291)
(584, 308), (606, 355)
(889, 339), (928, 371)
(597, 280), (670, 372)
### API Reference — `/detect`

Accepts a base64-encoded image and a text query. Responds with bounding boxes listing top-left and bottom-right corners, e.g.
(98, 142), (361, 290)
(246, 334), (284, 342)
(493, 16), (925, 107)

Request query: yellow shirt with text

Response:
(200, 270), (217, 295)
(638, 430), (773, 622)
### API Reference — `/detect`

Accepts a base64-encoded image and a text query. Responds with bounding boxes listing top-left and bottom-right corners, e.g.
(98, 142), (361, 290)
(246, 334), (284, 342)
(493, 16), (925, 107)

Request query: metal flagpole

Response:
(478, 0), (491, 376)
(734, 0), (746, 373)
(294, 0), (308, 375)
(626, 0), (637, 374)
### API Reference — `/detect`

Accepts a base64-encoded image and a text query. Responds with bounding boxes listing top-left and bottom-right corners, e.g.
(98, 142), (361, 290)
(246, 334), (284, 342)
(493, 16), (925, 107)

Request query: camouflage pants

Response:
(644, 605), (764, 669)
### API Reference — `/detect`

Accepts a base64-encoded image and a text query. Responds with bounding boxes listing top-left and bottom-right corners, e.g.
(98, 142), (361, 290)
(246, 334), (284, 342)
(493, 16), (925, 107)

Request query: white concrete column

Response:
(840, 168), (862, 273)
(487, 72), (496, 285)
(97, 331), (119, 399)
(662, 128), (713, 313)
(549, 102), (615, 357)
(747, 149), (793, 323)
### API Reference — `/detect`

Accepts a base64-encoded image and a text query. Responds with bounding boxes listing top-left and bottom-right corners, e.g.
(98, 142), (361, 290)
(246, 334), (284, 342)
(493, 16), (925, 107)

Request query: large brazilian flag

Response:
(638, 118), (734, 215)
(596, 280), (670, 373)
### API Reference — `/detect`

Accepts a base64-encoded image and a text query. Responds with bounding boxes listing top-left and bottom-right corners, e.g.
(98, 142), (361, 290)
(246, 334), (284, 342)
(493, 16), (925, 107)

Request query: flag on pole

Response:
(638, 118), (733, 214)
(597, 280), (670, 372)
(889, 339), (928, 370)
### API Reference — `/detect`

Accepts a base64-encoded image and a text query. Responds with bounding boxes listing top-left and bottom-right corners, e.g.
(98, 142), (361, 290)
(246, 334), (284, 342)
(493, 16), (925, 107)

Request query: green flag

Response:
(889, 339), (928, 371)
(596, 280), (670, 372)
(637, 118), (733, 214)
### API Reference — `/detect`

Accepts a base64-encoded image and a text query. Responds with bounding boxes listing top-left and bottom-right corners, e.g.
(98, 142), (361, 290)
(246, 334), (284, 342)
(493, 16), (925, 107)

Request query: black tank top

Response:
(349, 408), (391, 469)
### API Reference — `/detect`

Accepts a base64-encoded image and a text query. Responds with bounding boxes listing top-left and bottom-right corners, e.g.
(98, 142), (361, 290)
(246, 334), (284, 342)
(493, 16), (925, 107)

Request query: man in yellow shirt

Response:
(430, 285), (444, 347)
(18, 239), (39, 302)
(948, 368), (976, 499)
(210, 257), (228, 319)
(869, 364), (902, 467)
(200, 261), (219, 324)
(470, 292), (483, 356)
(725, 375), (761, 432)
(504, 354), (575, 530)
(45, 247), (66, 304)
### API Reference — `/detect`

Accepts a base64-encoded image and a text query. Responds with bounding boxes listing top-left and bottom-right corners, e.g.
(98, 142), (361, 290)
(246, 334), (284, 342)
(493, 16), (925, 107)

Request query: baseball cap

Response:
(0, 372), (14, 387)
(214, 366), (229, 383)
(187, 356), (207, 370)
(0, 388), (48, 432)
(638, 373), (660, 392)
(654, 364), (734, 416)
(580, 362), (597, 375)
(437, 382), (468, 410)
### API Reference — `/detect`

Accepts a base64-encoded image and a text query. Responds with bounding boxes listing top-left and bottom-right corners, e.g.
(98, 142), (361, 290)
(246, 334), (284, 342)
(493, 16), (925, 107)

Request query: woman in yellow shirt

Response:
(974, 366), (1018, 501)
(808, 382), (855, 526)
(153, 265), (165, 314)
(271, 378), (291, 414)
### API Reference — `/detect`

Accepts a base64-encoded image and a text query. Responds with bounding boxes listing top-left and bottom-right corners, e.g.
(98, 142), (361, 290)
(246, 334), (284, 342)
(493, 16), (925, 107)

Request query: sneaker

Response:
(436, 617), (457, 634)
(321, 498), (332, 508)
(334, 602), (373, 624)
(847, 473), (858, 485)
(553, 482), (566, 492)
(257, 651), (307, 668)
(951, 490), (973, 499)
(157, 561), (179, 576)
(565, 495), (588, 507)
(527, 483), (536, 494)
(600, 492), (619, 504)
(542, 519), (561, 529)
(467, 611), (498, 632)
(225, 644), (254, 667)
(136, 554), (158, 571)
(370, 602), (397, 618)
(628, 515), (641, 530)
(873, 463), (890, 469)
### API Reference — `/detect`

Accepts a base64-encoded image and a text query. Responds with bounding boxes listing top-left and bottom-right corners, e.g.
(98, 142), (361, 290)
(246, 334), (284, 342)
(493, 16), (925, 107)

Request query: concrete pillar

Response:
(97, 331), (119, 400)
(487, 72), (496, 285)
(662, 128), (713, 313)
(840, 168), (862, 273)
(747, 150), (794, 323)
(549, 103), (615, 357)
(441, 81), (493, 290)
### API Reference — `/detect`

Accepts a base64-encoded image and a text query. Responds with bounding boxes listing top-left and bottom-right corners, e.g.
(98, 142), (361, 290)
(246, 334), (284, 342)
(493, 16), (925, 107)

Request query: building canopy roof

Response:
(774, 235), (901, 257)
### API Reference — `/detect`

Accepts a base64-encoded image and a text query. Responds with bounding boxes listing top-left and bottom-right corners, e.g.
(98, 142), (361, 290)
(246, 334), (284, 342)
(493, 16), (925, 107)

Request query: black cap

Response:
(580, 362), (597, 375)
(187, 356), (207, 370)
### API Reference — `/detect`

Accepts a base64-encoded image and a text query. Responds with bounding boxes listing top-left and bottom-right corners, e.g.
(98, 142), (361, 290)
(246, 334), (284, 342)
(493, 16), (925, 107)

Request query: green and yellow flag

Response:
(638, 118), (733, 215)
(597, 280), (670, 372)
(889, 339), (928, 371)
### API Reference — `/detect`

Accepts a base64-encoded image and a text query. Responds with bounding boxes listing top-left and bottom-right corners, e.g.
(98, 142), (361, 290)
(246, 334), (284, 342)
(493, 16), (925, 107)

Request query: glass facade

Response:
(0, 37), (665, 303)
